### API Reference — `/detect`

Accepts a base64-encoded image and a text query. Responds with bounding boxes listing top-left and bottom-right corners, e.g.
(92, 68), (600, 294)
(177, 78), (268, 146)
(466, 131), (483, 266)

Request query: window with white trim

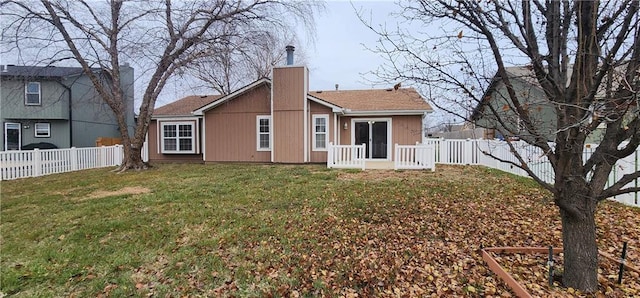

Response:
(256, 115), (271, 150)
(312, 114), (329, 150)
(161, 122), (195, 153)
(34, 122), (50, 138)
(25, 82), (41, 105)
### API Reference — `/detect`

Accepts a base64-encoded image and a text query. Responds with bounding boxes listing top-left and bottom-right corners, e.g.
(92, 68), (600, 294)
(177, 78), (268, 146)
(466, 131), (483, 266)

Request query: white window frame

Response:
(160, 122), (196, 154)
(312, 114), (329, 151)
(34, 122), (50, 138)
(25, 82), (41, 105)
(256, 115), (271, 151)
(4, 122), (21, 150)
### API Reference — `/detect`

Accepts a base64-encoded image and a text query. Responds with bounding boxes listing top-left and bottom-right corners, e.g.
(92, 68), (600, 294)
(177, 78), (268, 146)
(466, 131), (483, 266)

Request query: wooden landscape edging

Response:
(481, 247), (562, 298)
(599, 251), (640, 274)
(481, 246), (639, 298)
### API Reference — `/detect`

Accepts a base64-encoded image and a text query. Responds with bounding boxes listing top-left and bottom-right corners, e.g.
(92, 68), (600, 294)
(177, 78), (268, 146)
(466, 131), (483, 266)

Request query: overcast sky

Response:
(159, 0), (401, 105)
(304, 0), (399, 92)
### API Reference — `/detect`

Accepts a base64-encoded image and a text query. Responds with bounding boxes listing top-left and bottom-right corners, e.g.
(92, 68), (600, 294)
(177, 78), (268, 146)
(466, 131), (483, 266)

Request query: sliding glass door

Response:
(353, 120), (389, 159)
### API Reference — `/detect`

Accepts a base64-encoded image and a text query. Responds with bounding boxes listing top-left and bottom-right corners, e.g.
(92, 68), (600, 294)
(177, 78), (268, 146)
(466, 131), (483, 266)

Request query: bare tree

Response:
(1, 0), (320, 170)
(188, 27), (304, 95)
(362, 0), (639, 292)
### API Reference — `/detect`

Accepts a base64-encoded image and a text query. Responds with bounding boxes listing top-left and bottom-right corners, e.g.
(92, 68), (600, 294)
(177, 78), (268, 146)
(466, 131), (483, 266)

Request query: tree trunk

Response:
(118, 139), (147, 171)
(557, 191), (599, 292)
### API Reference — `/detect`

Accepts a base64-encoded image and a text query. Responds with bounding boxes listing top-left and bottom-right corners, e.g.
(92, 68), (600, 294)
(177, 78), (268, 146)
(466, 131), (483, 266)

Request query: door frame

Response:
(4, 122), (22, 151)
(350, 117), (392, 160)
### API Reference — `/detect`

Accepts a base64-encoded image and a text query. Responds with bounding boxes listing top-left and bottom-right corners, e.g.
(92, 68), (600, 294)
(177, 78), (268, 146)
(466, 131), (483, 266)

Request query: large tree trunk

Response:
(119, 142), (147, 171)
(557, 189), (599, 292)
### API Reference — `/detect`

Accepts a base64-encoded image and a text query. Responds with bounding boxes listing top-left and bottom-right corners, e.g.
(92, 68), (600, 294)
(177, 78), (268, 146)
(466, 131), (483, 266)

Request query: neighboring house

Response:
(0, 65), (135, 150)
(470, 66), (637, 143)
(470, 66), (557, 142)
(148, 48), (433, 164)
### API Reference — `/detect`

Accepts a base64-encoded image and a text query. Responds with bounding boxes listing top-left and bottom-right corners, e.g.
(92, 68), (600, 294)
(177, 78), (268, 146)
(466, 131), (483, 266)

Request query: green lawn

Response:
(1, 164), (638, 297)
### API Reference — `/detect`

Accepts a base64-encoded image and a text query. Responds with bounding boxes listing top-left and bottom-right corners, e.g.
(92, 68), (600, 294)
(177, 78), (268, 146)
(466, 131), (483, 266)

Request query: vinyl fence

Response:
(394, 143), (436, 171)
(1, 145), (132, 180)
(327, 142), (366, 170)
(424, 139), (639, 207)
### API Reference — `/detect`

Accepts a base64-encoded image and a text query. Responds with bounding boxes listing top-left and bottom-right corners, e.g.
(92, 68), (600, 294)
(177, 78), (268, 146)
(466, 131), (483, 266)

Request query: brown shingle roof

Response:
(311, 88), (432, 111)
(154, 95), (223, 116)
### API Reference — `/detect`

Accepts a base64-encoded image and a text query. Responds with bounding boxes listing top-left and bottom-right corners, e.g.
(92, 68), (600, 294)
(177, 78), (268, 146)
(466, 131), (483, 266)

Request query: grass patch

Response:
(1, 164), (638, 297)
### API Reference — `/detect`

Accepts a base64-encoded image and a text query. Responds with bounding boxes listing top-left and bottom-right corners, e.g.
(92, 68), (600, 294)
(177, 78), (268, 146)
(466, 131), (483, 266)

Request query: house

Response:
(148, 47), (433, 164)
(0, 65), (135, 151)
(470, 66), (637, 143)
(469, 66), (558, 141)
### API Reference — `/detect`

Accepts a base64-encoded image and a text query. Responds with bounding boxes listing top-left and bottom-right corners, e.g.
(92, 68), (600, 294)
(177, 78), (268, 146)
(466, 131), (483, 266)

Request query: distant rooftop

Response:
(0, 65), (91, 78)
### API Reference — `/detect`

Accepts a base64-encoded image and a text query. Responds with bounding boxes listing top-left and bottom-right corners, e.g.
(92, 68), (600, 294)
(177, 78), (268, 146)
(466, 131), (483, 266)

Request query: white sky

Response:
(159, 0), (401, 105)
(304, 0), (398, 92)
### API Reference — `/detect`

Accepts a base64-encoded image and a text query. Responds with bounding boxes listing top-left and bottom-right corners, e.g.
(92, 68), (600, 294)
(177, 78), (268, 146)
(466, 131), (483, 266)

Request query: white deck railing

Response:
(394, 143), (436, 171)
(327, 142), (366, 170)
(1, 145), (124, 180)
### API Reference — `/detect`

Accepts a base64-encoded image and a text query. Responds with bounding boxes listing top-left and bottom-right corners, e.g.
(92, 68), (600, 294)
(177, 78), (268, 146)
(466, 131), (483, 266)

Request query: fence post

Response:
(394, 144), (399, 170)
(327, 142), (333, 168)
(465, 139), (472, 165)
(70, 147), (78, 171)
(116, 145), (123, 166)
(361, 144), (366, 170)
(440, 139), (447, 164)
(33, 149), (42, 177)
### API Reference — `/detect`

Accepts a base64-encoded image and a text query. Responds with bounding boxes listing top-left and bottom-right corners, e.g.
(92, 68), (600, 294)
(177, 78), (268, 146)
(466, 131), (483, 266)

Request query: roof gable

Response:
(154, 95), (223, 117)
(193, 79), (270, 115)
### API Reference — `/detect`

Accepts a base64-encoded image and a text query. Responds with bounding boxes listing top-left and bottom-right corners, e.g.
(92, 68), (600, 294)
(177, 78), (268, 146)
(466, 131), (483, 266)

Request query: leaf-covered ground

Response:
(0, 164), (638, 297)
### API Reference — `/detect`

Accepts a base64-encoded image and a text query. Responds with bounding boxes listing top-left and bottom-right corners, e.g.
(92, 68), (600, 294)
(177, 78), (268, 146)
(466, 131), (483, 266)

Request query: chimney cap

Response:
(285, 45), (295, 65)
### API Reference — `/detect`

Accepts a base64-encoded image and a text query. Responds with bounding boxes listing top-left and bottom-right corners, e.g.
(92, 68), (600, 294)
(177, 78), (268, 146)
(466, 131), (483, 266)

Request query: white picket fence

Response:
(394, 143), (436, 171)
(424, 139), (639, 207)
(327, 142), (366, 170)
(1, 145), (124, 180)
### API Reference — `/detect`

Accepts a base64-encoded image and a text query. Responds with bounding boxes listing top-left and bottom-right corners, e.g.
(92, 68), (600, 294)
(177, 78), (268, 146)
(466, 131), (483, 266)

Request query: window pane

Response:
(179, 125), (192, 137)
(26, 94), (40, 104)
(179, 138), (192, 151)
(259, 119), (269, 133)
(35, 123), (50, 137)
(163, 125), (176, 137)
(164, 139), (176, 151)
(316, 134), (326, 148)
(259, 134), (269, 148)
(27, 82), (40, 93)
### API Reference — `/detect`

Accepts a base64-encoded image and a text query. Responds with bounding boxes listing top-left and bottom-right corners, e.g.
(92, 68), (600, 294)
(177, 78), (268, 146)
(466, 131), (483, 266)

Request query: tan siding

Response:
(148, 119), (203, 163)
(392, 115), (423, 145)
(308, 102), (332, 163)
(338, 116), (352, 145)
(203, 85), (271, 162)
(272, 67), (305, 111)
(272, 66), (306, 163)
(273, 111), (304, 162)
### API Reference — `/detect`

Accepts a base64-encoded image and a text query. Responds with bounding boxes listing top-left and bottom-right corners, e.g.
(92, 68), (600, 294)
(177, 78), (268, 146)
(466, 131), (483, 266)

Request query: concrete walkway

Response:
(364, 160), (395, 170)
